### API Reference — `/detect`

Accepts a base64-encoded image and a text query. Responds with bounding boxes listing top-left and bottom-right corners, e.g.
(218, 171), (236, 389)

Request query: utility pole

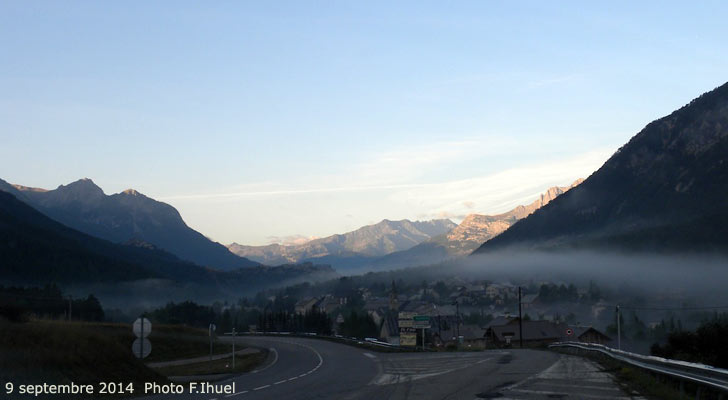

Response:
(616, 305), (621, 350)
(68, 296), (72, 321)
(455, 301), (460, 341)
(518, 287), (523, 349)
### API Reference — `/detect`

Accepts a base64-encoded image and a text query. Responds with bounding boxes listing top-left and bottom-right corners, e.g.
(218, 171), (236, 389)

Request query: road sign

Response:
(398, 312), (415, 328)
(400, 332), (417, 347)
(133, 318), (152, 338)
(413, 315), (431, 329)
(132, 338), (152, 358)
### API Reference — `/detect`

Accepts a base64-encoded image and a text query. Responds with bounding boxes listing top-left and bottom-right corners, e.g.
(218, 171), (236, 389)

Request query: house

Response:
(295, 297), (319, 314)
(486, 319), (568, 347)
(569, 326), (611, 345)
(380, 314), (400, 346)
(316, 295), (344, 314)
(521, 294), (539, 309)
(432, 323), (486, 348)
(367, 307), (387, 327)
(363, 298), (390, 312)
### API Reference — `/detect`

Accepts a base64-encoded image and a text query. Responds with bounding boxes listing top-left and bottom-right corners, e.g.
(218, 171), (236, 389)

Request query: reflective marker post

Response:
(225, 328), (237, 369)
(209, 323), (217, 364)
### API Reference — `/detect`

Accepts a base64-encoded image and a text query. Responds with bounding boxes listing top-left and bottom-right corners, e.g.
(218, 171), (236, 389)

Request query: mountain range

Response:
(0, 178), (258, 270)
(0, 191), (333, 289)
(227, 219), (457, 266)
(0, 189), (336, 301)
(361, 180), (582, 270)
(227, 182), (581, 272)
(475, 82), (728, 254)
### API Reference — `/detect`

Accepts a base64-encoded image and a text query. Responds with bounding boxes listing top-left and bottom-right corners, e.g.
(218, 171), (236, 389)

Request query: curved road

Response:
(142, 336), (638, 400)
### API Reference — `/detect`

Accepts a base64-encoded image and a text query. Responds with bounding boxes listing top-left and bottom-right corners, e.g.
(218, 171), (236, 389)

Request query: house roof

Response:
(381, 314), (399, 338)
(483, 316), (514, 330)
(570, 325), (612, 341)
(489, 320), (568, 342)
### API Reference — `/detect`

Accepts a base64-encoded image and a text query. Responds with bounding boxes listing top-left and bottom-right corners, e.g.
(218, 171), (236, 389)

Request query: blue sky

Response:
(2, 1), (727, 245)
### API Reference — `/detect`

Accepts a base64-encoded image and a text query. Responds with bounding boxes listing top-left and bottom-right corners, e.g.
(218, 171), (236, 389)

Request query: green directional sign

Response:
(413, 315), (430, 329)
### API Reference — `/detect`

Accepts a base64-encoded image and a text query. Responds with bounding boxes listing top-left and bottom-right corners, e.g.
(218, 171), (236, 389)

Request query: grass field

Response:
(0, 319), (167, 388)
(154, 350), (268, 377)
(0, 319), (253, 387)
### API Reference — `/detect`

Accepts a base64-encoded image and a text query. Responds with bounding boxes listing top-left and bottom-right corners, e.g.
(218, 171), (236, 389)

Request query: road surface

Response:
(141, 336), (639, 400)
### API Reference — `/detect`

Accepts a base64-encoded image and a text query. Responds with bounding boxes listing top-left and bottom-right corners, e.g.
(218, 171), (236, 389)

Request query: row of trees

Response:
(651, 314), (728, 368)
(0, 284), (104, 322)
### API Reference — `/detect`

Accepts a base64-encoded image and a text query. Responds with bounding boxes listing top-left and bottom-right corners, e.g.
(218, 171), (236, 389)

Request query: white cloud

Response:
(392, 148), (613, 221)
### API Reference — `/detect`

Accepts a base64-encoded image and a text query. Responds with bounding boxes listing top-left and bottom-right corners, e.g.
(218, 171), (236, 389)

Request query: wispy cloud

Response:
(398, 148), (612, 221)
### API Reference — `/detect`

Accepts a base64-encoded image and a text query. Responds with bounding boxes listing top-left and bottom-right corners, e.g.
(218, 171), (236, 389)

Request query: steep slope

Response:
(228, 219), (456, 265)
(3, 179), (258, 270)
(0, 190), (196, 283)
(474, 82), (728, 254)
(369, 181), (581, 269)
(442, 179), (582, 254)
(0, 190), (336, 293)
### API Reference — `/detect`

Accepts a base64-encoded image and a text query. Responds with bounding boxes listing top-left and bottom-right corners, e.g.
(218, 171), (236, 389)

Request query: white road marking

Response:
(363, 352), (376, 359)
(251, 347), (278, 374)
(511, 388), (632, 399)
(224, 391), (248, 398)
(373, 357), (493, 385)
(233, 337), (326, 393)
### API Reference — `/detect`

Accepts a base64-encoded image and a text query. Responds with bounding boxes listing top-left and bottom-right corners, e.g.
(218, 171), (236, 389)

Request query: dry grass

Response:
(0, 319), (166, 387)
(154, 350), (268, 377)
(0, 319), (235, 385)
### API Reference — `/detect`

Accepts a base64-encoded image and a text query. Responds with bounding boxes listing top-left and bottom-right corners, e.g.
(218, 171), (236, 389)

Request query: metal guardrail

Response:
(549, 341), (728, 394)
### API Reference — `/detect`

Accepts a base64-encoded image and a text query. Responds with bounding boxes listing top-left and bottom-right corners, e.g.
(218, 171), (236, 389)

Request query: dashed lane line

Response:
(225, 338), (324, 396)
(224, 390), (248, 398)
(250, 348), (278, 374)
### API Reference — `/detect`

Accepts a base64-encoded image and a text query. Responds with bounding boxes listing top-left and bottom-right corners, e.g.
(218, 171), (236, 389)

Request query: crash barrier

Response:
(549, 341), (728, 398)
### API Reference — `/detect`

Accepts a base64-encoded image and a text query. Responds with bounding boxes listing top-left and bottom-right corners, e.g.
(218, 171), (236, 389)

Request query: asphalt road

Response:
(140, 336), (639, 400)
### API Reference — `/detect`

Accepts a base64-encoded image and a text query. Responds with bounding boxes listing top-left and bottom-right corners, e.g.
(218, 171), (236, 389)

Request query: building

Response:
(569, 326), (611, 345)
(294, 297), (319, 314)
(486, 318), (611, 348)
(379, 314), (400, 346)
(486, 319), (567, 347)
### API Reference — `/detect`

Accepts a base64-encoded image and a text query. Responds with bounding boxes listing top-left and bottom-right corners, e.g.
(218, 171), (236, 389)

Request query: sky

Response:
(2, 1), (728, 245)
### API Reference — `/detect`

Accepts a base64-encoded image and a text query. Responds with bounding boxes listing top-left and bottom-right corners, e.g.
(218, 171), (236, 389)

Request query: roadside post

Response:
(224, 328), (237, 369)
(132, 317), (152, 359)
(413, 315), (431, 350)
(209, 323), (216, 363)
(616, 306), (621, 350)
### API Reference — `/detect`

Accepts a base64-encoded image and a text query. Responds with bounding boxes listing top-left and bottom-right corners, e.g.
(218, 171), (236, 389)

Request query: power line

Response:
(607, 304), (728, 311)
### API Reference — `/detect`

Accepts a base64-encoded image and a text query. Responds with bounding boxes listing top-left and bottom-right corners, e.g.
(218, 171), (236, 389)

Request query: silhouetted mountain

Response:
(0, 190), (336, 294)
(474, 82), (728, 254)
(1, 178), (258, 270)
(367, 181), (581, 270)
(228, 219), (456, 266)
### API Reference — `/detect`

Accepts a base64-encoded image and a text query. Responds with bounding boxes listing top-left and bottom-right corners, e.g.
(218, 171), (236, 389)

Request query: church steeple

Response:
(389, 280), (398, 311)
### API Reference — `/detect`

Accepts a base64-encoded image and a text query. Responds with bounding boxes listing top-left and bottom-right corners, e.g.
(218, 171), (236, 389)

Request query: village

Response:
(277, 278), (615, 350)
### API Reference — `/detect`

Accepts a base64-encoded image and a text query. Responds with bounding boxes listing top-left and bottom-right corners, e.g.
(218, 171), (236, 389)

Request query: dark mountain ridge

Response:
(0, 190), (335, 298)
(1, 178), (258, 270)
(474, 82), (728, 253)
